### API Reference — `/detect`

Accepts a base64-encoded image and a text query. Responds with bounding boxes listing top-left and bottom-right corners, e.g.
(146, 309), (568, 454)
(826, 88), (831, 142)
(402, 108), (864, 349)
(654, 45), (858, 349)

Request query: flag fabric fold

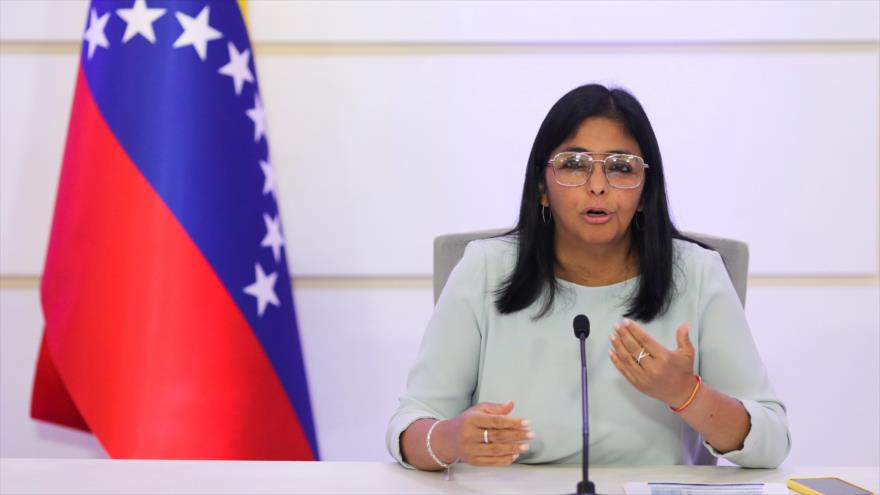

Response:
(31, 0), (319, 460)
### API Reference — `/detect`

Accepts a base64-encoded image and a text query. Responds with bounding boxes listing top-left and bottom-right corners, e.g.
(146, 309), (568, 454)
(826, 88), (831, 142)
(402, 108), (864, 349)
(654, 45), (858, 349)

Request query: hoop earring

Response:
(542, 206), (552, 225)
(634, 212), (643, 230)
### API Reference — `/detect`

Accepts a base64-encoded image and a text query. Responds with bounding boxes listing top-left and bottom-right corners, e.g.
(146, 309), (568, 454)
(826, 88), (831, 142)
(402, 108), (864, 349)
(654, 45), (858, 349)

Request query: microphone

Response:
(571, 314), (598, 495)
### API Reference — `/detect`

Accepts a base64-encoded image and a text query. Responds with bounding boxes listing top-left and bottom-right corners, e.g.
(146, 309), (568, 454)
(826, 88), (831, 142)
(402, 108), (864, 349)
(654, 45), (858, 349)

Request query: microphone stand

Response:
(571, 314), (599, 495)
(575, 332), (597, 495)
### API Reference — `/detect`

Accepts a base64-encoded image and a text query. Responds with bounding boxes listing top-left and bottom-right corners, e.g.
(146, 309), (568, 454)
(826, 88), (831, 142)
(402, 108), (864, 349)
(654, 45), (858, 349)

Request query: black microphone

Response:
(571, 314), (598, 495)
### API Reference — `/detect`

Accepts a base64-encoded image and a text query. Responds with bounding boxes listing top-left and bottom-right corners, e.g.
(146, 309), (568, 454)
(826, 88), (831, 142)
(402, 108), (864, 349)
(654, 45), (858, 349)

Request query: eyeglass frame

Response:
(545, 151), (650, 189)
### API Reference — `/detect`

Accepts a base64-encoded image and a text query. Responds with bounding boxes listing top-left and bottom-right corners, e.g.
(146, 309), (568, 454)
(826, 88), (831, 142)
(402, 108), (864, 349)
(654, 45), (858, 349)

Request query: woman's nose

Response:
(587, 166), (608, 195)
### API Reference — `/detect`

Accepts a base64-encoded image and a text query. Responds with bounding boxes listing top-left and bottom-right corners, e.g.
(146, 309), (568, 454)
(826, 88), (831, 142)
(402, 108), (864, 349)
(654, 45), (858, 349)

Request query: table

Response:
(1, 459), (877, 494)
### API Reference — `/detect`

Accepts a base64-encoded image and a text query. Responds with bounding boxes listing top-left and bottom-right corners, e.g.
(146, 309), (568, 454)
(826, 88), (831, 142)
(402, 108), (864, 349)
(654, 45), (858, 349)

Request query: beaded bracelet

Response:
(426, 419), (457, 469)
(670, 375), (702, 413)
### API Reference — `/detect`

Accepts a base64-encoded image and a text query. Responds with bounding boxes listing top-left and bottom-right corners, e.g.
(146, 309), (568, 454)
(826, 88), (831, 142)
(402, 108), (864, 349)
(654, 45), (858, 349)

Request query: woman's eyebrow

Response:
(563, 146), (634, 154)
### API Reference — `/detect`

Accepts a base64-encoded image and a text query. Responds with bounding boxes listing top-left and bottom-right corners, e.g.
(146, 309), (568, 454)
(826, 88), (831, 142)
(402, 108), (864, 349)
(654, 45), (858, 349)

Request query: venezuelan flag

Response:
(31, 0), (318, 460)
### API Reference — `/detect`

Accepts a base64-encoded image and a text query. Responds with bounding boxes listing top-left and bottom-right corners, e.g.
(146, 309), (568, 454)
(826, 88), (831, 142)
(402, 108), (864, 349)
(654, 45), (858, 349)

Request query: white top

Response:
(387, 237), (791, 468)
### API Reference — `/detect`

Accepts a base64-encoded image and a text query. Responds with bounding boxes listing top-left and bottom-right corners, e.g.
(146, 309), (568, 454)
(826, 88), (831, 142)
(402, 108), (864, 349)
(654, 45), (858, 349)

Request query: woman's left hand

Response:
(608, 318), (697, 408)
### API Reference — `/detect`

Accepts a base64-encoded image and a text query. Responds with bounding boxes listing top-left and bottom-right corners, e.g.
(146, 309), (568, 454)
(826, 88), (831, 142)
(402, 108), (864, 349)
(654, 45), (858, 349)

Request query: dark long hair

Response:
(495, 84), (687, 321)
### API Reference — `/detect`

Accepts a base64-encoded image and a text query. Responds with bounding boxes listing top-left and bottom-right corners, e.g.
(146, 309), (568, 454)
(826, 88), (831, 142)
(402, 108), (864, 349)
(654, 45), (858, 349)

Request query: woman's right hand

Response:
(443, 400), (534, 466)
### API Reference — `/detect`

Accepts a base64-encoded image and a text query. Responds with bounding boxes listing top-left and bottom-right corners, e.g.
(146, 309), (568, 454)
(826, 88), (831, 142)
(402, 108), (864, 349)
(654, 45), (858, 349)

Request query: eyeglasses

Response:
(546, 152), (649, 189)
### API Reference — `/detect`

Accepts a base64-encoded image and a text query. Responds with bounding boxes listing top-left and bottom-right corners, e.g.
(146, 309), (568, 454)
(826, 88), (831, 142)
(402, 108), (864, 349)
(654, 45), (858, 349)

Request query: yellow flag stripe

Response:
(237, 0), (249, 30)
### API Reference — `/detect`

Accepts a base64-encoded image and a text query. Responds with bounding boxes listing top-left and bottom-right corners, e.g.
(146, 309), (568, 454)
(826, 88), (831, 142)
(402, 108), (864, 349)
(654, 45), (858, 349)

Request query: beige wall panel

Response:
(293, 287), (434, 461)
(1, 49), (877, 275)
(2, 284), (878, 465)
(247, 1), (880, 43)
(0, 53), (74, 275)
(745, 285), (880, 466)
(259, 50), (879, 276)
(0, 1), (88, 42)
(2, 1), (878, 43)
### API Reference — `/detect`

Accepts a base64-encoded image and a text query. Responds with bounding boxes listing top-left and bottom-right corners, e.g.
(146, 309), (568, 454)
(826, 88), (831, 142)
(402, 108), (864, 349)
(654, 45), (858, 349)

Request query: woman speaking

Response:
(386, 84), (791, 470)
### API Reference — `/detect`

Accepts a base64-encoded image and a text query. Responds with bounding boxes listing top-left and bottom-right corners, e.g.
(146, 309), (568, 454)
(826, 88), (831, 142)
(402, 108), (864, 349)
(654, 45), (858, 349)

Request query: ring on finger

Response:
(483, 429), (490, 444)
(636, 347), (651, 365)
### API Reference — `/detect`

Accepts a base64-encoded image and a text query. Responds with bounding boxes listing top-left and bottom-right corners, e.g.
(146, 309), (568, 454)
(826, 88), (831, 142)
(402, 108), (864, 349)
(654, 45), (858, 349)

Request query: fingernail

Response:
(623, 318), (634, 326)
(608, 350), (615, 359)
(521, 419), (529, 427)
(512, 454), (520, 461)
(519, 444), (529, 452)
(526, 431), (536, 439)
(610, 333), (617, 342)
(613, 323), (621, 331)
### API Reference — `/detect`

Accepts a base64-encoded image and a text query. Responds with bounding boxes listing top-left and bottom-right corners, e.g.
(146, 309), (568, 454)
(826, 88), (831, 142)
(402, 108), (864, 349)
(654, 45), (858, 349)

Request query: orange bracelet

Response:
(670, 375), (702, 413)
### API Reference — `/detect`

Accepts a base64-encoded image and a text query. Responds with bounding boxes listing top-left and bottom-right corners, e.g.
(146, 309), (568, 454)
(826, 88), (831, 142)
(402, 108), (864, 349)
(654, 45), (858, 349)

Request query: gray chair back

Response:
(433, 229), (749, 306)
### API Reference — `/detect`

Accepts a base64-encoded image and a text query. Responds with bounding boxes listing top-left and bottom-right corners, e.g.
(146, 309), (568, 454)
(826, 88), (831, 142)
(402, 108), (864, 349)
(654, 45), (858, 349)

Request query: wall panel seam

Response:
(2, 275), (878, 290)
(2, 41), (879, 56)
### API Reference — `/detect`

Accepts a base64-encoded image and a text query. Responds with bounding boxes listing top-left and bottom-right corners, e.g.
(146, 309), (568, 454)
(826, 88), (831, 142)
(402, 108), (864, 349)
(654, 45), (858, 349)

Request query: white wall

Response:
(1, 0), (878, 467)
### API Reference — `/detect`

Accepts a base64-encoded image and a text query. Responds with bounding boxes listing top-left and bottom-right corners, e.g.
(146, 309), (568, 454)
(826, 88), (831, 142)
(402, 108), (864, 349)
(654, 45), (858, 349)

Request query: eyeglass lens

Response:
(551, 153), (645, 189)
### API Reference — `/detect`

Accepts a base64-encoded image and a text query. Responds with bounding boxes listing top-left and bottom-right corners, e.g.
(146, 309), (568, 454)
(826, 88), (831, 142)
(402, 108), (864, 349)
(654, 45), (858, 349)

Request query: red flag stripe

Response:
(31, 334), (90, 432)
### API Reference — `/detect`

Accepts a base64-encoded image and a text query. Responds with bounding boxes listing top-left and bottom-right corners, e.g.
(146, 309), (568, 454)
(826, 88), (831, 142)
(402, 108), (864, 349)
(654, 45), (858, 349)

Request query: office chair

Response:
(433, 229), (749, 306)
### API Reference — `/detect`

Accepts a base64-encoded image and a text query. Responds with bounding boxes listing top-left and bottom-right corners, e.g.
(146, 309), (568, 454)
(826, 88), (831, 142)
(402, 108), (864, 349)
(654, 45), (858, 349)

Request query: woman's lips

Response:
(581, 208), (613, 224)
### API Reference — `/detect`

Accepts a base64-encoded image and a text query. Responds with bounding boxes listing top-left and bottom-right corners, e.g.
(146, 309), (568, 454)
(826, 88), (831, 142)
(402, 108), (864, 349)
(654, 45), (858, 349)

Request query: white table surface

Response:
(1, 459), (877, 495)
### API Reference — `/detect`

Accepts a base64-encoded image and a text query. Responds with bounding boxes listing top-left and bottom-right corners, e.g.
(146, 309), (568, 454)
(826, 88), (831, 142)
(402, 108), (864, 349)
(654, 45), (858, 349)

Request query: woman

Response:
(386, 84), (790, 470)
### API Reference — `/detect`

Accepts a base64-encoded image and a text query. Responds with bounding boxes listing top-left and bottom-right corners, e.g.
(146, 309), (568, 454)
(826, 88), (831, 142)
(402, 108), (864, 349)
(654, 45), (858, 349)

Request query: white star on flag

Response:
(246, 93), (267, 142)
(243, 263), (280, 317)
(116, 0), (166, 44)
(259, 160), (276, 196)
(83, 8), (111, 60)
(261, 213), (285, 263)
(218, 42), (254, 95)
(173, 5), (223, 61)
